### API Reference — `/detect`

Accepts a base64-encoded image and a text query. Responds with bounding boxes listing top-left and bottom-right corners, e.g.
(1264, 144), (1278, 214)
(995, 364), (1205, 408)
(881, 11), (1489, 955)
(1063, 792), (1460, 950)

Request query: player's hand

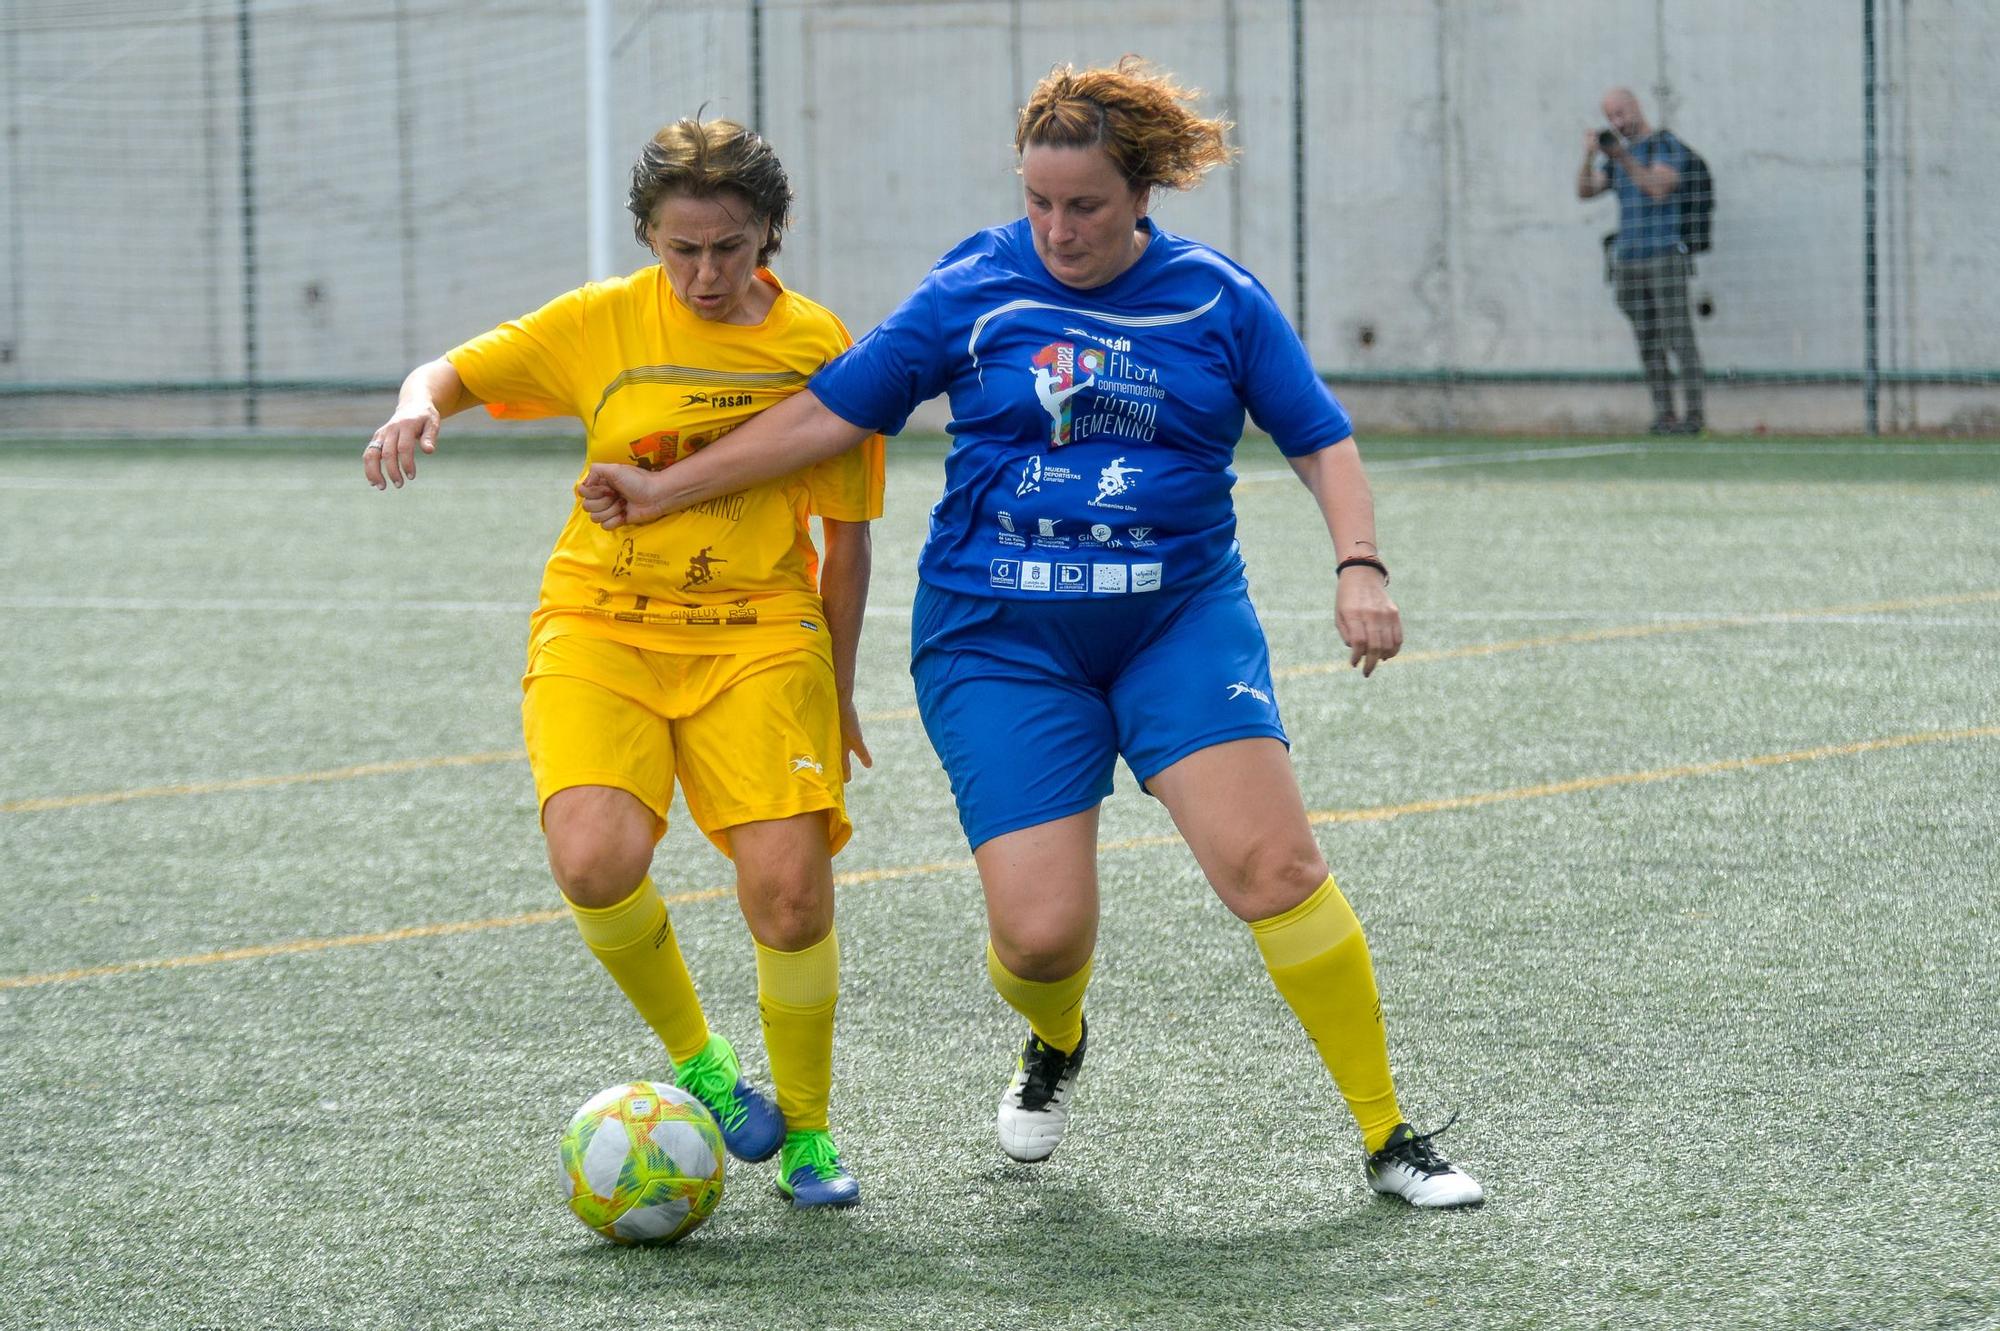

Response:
(1334, 566), (1402, 677)
(364, 401), (440, 489)
(838, 697), (873, 783)
(1584, 130), (1603, 158)
(576, 463), (677, 530)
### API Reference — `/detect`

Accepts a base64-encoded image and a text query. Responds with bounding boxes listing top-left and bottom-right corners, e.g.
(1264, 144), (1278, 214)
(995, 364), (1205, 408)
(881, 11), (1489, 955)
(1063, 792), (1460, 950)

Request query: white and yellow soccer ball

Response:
(558, 1082), (726, 1245)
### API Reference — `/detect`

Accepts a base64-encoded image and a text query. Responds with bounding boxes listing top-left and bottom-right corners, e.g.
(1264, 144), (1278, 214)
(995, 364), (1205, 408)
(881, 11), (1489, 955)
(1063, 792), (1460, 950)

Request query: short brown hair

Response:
(1015, 56), (1235, 192)
(627, 118), (793, 265)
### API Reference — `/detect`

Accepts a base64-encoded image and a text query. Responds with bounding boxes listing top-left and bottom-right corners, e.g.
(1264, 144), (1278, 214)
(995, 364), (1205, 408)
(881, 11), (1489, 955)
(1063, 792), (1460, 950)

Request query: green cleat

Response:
(775, 1129), (861, 1209)
(674, 1034), (785, 1163)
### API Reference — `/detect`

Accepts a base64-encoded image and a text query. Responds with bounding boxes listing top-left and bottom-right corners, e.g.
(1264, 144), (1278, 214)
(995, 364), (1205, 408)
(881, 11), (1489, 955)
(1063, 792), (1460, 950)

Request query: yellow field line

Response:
(1277, 588), (2000, 678)
(5, 723), (1992, 991)
(5, 591), (1991, 814)
(0, 750), (528, 813)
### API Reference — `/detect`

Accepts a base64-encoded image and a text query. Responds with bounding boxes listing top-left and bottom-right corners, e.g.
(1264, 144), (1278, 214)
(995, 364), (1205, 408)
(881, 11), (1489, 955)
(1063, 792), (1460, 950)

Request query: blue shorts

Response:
(910, 576), (1288, 850)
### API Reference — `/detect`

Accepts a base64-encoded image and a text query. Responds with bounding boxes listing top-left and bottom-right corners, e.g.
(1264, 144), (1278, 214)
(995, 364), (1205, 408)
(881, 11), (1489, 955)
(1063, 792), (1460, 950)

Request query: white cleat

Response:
(996, 1021), (1088, 1163)
(1365, 1121), (1485, 1208)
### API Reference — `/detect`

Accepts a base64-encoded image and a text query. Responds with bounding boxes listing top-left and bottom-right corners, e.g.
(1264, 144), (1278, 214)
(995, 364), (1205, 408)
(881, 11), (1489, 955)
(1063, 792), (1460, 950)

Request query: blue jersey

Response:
(809, 218), (1353, 600)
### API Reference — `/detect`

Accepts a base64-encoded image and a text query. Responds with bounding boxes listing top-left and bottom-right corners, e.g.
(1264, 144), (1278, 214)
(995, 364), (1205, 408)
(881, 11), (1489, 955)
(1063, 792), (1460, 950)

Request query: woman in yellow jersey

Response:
(362, 119), (883, 1208)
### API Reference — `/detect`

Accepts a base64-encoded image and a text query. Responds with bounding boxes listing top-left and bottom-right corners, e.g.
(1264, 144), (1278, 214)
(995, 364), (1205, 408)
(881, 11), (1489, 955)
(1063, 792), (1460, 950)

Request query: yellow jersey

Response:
(447, 265), (885, 656)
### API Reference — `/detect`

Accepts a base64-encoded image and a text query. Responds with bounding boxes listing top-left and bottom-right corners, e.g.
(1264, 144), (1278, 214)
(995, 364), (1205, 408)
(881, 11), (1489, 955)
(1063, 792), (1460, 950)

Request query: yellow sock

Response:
(1251, 875), (1404, 1153)
(986, 944), (1092, 1054)
(755, 930), (839, 1134)
(568, 877), (710, 1066)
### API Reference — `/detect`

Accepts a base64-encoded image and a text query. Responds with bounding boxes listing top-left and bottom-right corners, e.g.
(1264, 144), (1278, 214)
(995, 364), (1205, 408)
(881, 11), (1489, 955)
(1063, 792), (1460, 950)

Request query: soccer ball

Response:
(558, 1081), (726, 1245)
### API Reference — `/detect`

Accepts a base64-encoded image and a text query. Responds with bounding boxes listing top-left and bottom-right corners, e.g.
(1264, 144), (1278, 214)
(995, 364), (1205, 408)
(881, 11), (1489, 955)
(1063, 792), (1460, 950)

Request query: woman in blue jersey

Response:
(577, 58), (1482, 1207)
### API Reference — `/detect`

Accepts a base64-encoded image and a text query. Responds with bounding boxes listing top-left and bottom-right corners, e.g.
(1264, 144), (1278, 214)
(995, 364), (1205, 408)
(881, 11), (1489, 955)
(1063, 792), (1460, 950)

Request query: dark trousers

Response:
(1613, 251), (1705, 424)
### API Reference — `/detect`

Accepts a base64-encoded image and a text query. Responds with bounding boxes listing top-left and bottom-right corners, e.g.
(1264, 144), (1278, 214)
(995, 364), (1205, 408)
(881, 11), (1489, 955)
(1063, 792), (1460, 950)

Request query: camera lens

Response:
(1597, 128), (1618, 149)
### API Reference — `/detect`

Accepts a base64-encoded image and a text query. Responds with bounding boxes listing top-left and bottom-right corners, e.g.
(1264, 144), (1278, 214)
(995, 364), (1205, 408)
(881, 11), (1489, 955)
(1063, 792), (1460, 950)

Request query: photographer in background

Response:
(1579, 87), (1706, 434)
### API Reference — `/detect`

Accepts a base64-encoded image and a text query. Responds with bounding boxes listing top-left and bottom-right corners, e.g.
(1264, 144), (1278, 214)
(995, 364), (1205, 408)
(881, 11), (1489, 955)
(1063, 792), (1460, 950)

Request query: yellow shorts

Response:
(521, 634), (850, 859)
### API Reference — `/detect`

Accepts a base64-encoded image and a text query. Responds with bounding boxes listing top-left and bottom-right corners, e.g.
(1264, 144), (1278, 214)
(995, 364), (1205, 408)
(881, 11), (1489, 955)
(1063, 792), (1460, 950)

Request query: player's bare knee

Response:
(546, 837), (651, 908)
(991, 928), (1093, 983)
(739, 875), (833, 950)
(1221, 838), (1329, 917)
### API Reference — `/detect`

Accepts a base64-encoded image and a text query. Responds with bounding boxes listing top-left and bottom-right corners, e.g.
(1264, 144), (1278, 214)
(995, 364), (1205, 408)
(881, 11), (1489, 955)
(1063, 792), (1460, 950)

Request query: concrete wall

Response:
(2, 0), (1994, 434)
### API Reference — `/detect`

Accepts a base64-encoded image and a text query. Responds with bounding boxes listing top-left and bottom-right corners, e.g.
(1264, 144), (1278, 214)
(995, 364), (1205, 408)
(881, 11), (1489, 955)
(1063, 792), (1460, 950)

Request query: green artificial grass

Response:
(1, 434), (1995, 1330)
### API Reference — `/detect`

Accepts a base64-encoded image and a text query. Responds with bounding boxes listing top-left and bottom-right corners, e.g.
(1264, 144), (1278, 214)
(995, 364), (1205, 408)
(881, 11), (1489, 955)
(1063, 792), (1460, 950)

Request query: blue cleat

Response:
(775, 1129), (860, 1209)
(673, 1034), (785, 1163)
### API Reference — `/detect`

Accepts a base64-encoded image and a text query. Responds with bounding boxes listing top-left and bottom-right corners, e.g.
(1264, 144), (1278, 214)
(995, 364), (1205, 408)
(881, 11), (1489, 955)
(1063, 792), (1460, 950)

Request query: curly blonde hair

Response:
(1014, 56), (1236, 191)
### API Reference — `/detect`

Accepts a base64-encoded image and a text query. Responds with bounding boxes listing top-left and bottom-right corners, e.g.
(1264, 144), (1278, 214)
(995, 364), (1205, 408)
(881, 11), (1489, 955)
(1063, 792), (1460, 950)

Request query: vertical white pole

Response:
(584, 0), (615, 281)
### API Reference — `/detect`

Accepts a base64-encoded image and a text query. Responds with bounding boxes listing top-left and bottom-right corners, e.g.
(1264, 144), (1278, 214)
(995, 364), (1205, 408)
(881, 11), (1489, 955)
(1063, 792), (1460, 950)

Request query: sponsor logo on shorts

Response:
(1131, 562), (1163, 592)
(1225, 681), (1271, 704)
(1092, 564), (1128, 594)
(1055, 563), (1088, 592)
(789, 755), (824, 775)
(1020, 561), (1052, 591)
(989, 559), (1020, 590)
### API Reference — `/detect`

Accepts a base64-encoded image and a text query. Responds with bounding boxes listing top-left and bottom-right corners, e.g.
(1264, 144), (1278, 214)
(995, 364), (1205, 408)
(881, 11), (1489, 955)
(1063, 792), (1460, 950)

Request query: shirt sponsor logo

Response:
(681, 546), (726, 590)
(989, 558), (1020, 589)
(1088, 456), (1143, 511)
(1063, 326), (1132, 353)
(1020, 560), (1052, 591)
(1031, 340), (1105, 446)
(1127, 526), (1156, 548)
(1055, 562), (1088, 592)
(1226, 681), (1272, 704)
(626, 430), (682, 471)
(1131, 562), (1163, 593)
(789, 754), (824, 775)
(1016, 456), (1041, 496)
(1092, 564), (1128, 594)
(680, 390), (753, 409)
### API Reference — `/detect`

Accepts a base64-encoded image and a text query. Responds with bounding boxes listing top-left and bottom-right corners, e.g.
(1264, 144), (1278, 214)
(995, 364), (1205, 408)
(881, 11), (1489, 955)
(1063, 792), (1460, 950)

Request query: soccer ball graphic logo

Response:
(558, 1082), (725, 1245)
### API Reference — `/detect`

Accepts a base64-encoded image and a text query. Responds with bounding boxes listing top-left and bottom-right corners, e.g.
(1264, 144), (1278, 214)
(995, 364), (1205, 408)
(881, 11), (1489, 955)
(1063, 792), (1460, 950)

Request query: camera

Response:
(1597, 128), (1619, 150)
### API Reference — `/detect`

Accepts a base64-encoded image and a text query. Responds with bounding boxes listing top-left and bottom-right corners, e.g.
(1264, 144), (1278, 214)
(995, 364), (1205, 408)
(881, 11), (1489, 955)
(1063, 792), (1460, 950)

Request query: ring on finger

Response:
(364, 442), (385, 452)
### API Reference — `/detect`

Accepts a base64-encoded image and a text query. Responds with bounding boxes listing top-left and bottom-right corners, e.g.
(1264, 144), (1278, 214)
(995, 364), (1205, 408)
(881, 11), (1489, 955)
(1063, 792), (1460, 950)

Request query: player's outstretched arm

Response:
(365, 358), (481, 490)
(1287, 438), (1403, 677)
(577, 390), (871, 530)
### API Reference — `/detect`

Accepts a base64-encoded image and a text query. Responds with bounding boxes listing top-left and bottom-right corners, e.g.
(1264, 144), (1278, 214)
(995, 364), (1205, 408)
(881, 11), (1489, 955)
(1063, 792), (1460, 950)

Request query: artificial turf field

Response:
(2, 433), (1995, 1331)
